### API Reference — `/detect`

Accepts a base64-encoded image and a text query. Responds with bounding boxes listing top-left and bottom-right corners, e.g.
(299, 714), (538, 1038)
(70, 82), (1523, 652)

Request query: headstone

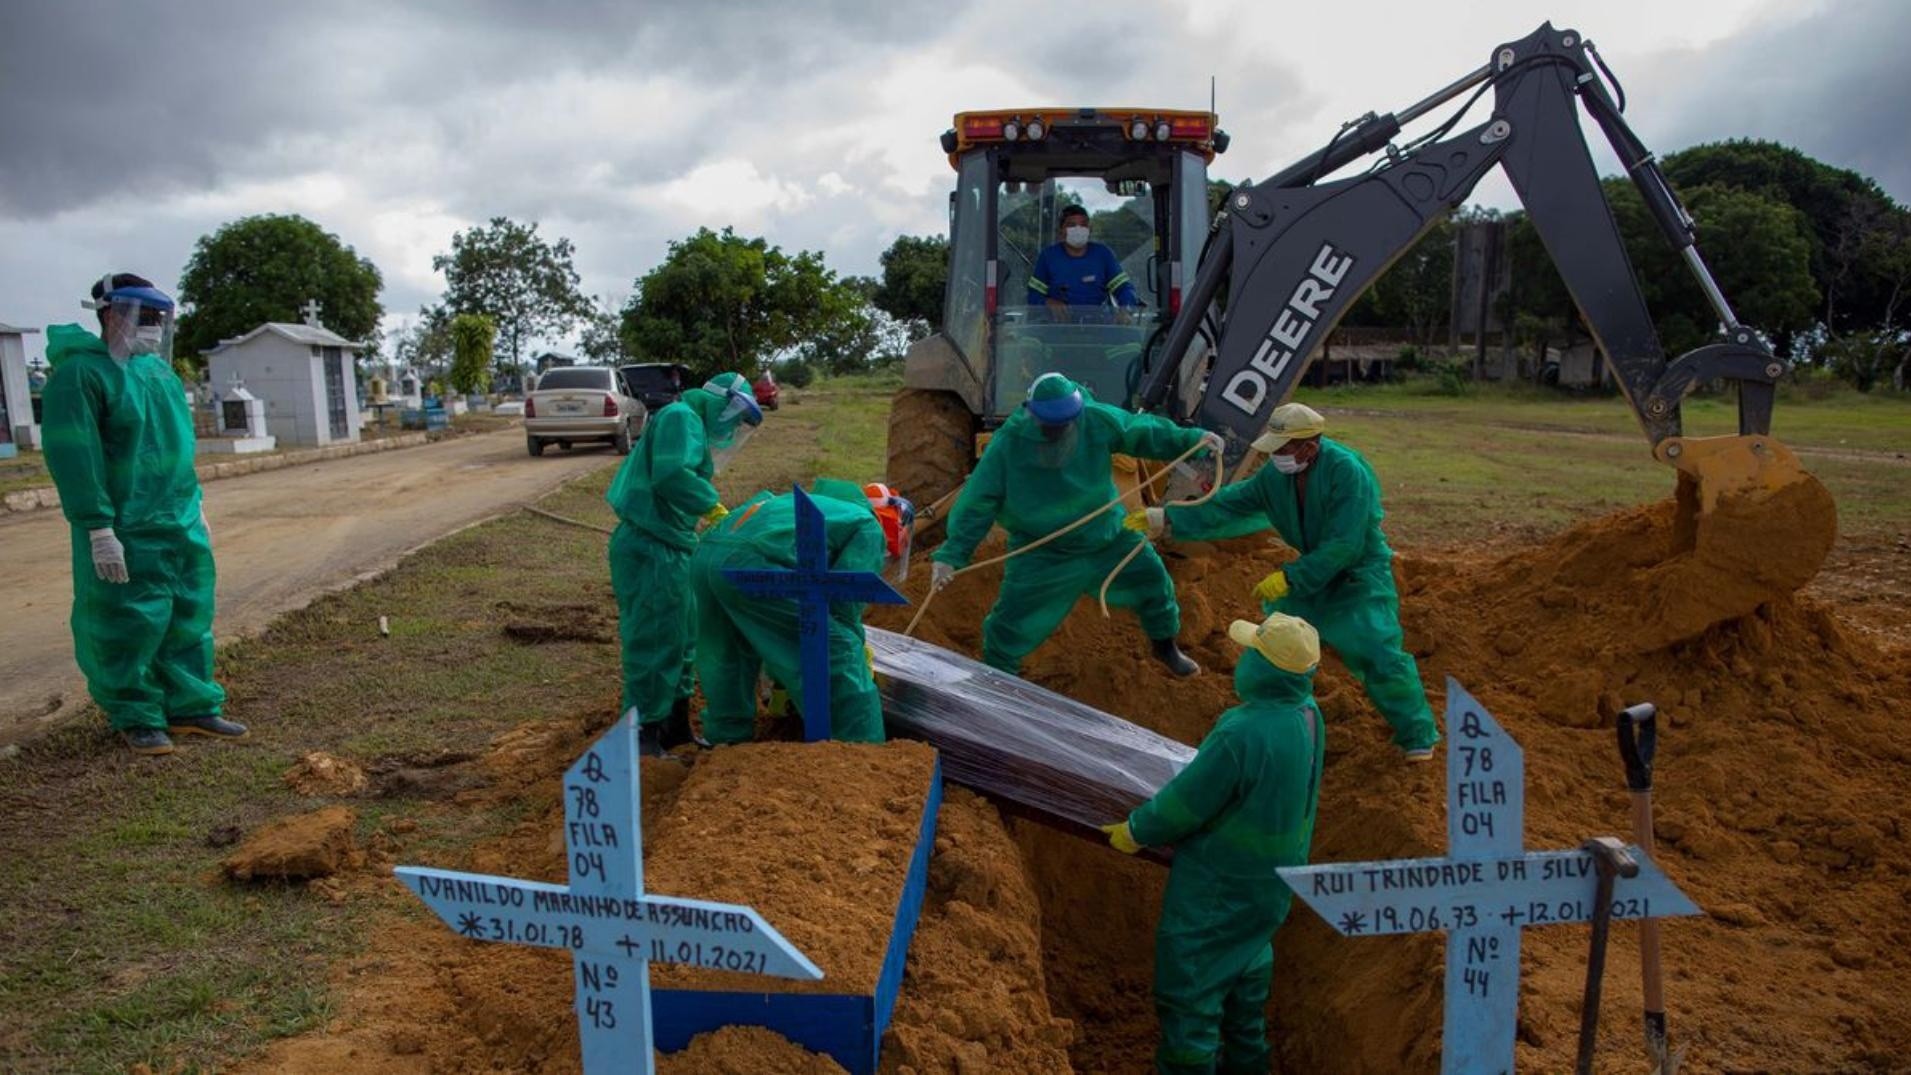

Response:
(397, 713), (822, 1073)
(203, 373), (277, 454)
(1278, 679), (1700, 1074)
(722, 485), (909, 741)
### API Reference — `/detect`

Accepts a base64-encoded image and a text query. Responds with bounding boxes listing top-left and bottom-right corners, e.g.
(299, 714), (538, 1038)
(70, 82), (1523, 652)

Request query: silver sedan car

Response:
(524, 366), (646, 456)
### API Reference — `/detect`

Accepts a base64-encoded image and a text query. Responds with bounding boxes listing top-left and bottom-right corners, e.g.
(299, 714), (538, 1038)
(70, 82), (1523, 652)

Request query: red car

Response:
(753, 369), (781, 411)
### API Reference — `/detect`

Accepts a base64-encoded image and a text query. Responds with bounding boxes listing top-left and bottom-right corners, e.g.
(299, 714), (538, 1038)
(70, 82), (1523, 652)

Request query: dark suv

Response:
(618, 363), (693, 413)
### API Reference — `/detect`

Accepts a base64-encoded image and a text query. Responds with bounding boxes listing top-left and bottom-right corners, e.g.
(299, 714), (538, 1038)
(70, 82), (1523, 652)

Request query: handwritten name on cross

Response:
(722, 484), (908, 741)
(1277, 679), (1699, 1074)
(396, 713), (822, 1074)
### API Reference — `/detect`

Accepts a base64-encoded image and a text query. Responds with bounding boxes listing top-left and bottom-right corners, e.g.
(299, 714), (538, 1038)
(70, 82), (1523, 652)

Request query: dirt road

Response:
(0, 429), (618, 744)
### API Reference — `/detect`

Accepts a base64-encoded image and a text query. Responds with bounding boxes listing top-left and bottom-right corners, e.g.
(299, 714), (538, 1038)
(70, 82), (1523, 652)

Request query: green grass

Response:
(1295, 376), (1911, 455)
(0, 449), (49, 496)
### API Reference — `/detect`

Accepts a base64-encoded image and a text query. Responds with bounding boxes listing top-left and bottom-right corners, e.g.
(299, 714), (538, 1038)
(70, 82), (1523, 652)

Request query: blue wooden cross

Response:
(1278, 679), (1701, 1074)
(395, 712), (822, 1074)
(722, 484), (909, 742)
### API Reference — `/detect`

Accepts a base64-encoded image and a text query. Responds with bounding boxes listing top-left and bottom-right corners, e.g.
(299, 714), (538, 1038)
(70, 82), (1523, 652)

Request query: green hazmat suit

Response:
(1128, 653), (1326, 1075)
(1166, 437), (1439, 752)
(40, 323), (225, 732)
(605, 388), (741, 725)
(932, 396), (1206, 674)
(690, 481), (888, 744)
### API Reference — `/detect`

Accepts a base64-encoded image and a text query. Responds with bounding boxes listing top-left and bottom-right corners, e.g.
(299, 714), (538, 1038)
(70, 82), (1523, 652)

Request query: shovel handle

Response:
(1617, 702), (1657, 792)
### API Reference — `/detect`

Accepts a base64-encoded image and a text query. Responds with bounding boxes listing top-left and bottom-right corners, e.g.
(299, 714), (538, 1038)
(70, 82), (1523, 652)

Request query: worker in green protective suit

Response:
(690, 479), (907, 744)
(41, 274), (246, 756)
(1102, 611), (1326, 1075)
(929, 373), (1217, 677)
(1131, 401), (1440, 760)
(606, 371), (762, 756)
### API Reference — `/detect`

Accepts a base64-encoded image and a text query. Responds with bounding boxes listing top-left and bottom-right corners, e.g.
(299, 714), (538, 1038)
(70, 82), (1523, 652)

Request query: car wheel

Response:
(613, 421), (633, 455)
(527, 435), (545, 457)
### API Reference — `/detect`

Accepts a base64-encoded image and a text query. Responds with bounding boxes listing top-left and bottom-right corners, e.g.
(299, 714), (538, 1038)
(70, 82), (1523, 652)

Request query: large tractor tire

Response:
(885, 388), (977, 546)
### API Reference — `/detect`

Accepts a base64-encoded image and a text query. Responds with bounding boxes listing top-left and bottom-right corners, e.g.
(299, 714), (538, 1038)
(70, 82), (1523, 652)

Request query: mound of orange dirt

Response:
(875, 491), (1910, 1074)
(223, 805), (361, 881)
(241, 719), (1074, 1073)
(283, 751), (369, 797)
(656, 1025), (847, 1074)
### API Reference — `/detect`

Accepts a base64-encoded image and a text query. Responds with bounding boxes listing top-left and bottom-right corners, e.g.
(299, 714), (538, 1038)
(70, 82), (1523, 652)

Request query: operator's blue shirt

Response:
(1027, 241), (1137, 307)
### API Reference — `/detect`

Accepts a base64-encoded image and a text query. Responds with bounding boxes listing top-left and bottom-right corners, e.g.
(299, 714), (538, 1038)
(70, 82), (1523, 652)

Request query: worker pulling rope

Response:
(904, 438), (1222, 638)
(1097, 451), (1226, 617)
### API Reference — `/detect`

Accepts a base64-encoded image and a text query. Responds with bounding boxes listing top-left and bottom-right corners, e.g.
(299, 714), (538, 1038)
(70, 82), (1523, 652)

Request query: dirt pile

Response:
(245, 716), (1073, 1073)
(655, 1026), (848, 1074)
(223, 805), (361, 881)
(283, 751), (369, 796)
(874, 492), (1910, 1073)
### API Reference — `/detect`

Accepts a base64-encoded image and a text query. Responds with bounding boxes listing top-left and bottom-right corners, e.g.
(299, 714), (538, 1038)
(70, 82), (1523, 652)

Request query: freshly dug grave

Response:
(871, 491), (1911, 1074)
(242, 718), (1074, 1073)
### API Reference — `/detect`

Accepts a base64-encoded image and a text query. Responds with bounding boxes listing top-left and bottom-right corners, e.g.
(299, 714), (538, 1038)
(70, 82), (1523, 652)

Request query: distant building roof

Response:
(202, 321), (366, 356)
(0, 322), (40, 335)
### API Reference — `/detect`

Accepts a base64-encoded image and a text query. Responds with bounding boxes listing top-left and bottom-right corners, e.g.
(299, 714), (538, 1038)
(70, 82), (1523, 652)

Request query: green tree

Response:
(433, 217), (590, 378)
(392, 306), (454, 384)
(874, 235), (948, 332)
(799, 276), (911, 375)
(175, 213), (383, 366)
(577, 296), (628, 365)
(1664, 140), (1898, 335)
(1364, 217), (1457, 347)
(448, 313), (496, 395)
(619, 227), (842, 382)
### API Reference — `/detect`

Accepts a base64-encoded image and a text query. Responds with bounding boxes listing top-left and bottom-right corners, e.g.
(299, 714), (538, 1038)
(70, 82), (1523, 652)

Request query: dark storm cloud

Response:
(0, 0), (954, 218)
(1642, 0), (1911, 201)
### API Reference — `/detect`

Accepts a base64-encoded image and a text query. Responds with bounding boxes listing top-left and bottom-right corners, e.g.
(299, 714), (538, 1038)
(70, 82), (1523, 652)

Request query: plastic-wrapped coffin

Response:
(868, 627), (1193, 860)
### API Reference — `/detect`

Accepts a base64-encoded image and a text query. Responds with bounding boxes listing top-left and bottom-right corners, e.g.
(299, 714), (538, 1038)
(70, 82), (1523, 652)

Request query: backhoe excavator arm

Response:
(1139, 22), (1789, 475)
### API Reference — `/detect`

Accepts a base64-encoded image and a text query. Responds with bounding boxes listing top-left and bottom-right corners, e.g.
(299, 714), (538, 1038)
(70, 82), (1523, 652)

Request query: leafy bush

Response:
(781, 360), (816, 389)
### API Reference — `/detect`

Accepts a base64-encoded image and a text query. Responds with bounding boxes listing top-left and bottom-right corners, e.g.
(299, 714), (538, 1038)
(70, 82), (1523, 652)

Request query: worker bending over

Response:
(691, 479), (910, 745)
(931, 373), (1218, 677)
(42, 274), (245, 756)
(1103, 611), (1327, 1074)
(606, 371), (761, 756)
(1129, 402), (1439, 760)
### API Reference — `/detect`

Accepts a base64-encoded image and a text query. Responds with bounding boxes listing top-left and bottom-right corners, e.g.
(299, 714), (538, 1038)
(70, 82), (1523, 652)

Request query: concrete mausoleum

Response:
(202, 301), (366, 449)
(0, 321), (42, 456)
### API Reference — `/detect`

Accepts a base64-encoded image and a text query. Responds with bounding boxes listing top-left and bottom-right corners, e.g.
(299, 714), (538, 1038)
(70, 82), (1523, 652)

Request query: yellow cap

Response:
(1250, 402), (1326, 454)
(1227, 611), (1321, 673)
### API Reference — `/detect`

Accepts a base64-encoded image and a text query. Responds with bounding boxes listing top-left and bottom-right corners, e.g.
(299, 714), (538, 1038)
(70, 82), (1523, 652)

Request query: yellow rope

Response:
(1096, 449), (1226, 617)
(903, 438), (1216, 638)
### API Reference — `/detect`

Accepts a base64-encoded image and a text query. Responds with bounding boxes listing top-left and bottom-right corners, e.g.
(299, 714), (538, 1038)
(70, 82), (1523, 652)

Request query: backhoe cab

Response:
(886, 107), (1228, 522)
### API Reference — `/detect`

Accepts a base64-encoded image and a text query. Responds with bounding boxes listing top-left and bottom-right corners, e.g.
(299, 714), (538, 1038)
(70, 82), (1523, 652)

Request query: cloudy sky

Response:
(3, 0), (1905, 361)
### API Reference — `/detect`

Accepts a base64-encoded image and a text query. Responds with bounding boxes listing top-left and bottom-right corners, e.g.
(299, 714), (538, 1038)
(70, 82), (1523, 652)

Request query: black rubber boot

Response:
(658, 697), (709, 751)
(1149, 636), (1201, 678)
(637, 720), (670, 758)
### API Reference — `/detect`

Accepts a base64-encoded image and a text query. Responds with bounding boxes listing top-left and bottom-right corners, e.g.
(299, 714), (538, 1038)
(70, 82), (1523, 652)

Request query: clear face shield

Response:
(703, 379), (764, 473)
(84, 277), (176, 364)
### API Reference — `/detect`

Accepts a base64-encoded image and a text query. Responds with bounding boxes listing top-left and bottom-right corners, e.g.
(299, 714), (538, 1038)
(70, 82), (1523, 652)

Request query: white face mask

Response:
(132, 325), (165, 353)
(1064, 225), (1090, 248)
(1271, 454), (1308, 475)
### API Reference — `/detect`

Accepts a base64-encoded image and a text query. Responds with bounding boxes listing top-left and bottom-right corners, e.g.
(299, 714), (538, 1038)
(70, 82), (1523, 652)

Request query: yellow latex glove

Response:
(1101, 821), (1142, 855)
(865, 644), (876, 674)
(700, 503), (730, 528)
(1122, 507), (1165, 539)
(1253, 569), (1290, 603)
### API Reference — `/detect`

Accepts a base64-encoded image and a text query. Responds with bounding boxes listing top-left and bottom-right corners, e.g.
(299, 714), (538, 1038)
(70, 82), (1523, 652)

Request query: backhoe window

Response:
(990, 177), (1163, 416)
(943, 152), (992, 366)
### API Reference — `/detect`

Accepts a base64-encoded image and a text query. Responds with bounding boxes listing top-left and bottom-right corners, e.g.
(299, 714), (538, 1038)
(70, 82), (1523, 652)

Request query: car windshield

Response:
(536, 368), (613, 391)
(990, 178), (1164, 415)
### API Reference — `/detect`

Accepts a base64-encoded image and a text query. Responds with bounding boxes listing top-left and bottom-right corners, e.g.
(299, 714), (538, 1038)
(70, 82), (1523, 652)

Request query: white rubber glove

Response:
(1198, 431), (1226, 457)
(931, 561), (956, 592)
(89, 528), (129, 584)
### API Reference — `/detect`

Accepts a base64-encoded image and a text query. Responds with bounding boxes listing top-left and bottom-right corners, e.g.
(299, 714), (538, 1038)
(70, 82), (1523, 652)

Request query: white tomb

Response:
(201, 300), (366, 448)
(0, 321), (42, 455)
(201, 373), (277, 454)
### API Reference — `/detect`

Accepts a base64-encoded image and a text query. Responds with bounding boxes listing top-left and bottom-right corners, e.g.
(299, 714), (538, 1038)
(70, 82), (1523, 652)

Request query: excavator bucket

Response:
(1643, 434), (1838, 641)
